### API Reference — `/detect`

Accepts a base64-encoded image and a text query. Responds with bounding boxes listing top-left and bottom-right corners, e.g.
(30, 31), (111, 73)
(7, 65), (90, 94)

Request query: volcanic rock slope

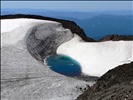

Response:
(1, 15), (93, 100)
(77, 62), (133, 100)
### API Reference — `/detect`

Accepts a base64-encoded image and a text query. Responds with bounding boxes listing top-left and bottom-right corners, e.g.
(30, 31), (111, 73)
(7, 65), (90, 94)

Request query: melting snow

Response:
(57, 34), (133, 76)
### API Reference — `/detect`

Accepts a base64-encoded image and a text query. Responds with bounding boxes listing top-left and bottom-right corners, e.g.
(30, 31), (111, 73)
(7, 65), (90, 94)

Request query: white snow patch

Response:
(1, 18), (58, 46)
(57, 34), (133, 76)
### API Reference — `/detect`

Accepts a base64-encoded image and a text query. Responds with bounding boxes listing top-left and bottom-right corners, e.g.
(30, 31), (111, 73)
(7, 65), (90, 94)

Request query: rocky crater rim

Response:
(1, 15), (133, 77)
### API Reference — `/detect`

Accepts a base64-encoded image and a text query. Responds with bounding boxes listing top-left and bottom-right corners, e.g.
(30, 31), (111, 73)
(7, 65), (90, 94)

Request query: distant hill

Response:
(77, 15), (132, 39)
(59, 15), (133, 40)
(93, 10), (133, 15)
(1, 8), (97, 19)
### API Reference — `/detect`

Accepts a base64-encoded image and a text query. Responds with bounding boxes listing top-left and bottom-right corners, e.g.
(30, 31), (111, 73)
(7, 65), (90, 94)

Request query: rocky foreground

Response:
(77, 62), (133, 100)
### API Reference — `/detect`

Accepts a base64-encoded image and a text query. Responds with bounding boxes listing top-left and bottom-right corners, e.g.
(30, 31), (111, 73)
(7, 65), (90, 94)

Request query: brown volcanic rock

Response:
(100, 34), (133, 41)
(77, 62), (133, 100)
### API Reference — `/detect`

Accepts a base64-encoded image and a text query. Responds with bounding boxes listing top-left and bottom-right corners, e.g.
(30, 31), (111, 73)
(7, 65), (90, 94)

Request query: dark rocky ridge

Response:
(100, 34), (133, 41)
(77, 62), (133, 100)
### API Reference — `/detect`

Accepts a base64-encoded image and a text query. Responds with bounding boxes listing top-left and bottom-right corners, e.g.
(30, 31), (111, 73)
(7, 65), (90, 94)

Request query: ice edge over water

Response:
(57, 34), (133, 76)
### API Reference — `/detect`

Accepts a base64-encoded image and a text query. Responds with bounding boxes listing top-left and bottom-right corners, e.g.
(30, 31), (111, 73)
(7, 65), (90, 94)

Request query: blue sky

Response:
(1, 1), (133, 12)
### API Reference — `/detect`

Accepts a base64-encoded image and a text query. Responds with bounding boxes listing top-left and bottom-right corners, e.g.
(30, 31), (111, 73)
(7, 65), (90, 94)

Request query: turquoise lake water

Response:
(45, 54), (81, 76)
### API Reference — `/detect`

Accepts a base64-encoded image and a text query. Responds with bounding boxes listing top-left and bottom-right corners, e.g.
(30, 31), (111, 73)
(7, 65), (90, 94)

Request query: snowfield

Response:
(1, 18), (91, 100)
(57, 34), (133, 76)
(1, 18), (57, 46)
(1, 18), (133, 100)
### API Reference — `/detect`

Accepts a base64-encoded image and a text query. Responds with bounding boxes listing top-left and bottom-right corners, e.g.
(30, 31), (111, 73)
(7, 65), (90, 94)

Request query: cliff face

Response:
(77, 62), (133, 100)
(27, 23), (73, 61)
